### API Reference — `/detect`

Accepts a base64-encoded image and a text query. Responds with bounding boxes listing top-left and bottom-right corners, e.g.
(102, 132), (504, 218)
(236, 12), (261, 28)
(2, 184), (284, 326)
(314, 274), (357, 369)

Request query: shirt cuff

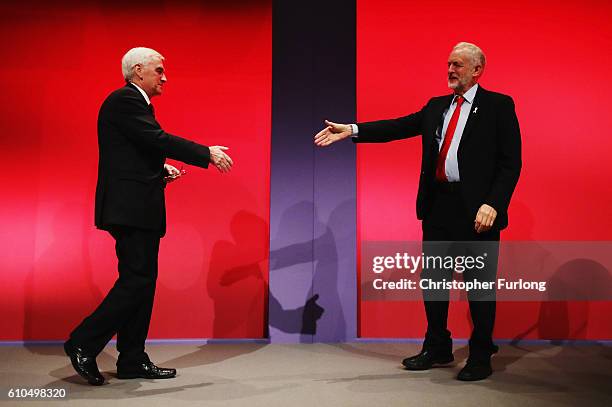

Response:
(350, 124), (359, 138)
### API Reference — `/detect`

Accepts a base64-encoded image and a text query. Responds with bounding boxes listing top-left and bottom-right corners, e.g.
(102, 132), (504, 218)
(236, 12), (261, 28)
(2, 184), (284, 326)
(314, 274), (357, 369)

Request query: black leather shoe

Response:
(402, 350), (454, 370)
(116, 361), (177, 379)
(457, 362), (492, 381)
(63, 340), (104, 386)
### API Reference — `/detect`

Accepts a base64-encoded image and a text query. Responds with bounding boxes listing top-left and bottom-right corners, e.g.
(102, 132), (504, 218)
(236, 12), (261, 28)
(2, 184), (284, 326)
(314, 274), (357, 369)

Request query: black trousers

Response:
(421, 183), (500, 362)
(70, 226), (160, 366)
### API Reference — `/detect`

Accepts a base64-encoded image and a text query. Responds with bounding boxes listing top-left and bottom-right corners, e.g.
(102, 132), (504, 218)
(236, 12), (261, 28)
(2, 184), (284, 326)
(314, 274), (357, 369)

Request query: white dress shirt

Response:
(438, 83), (478, 181)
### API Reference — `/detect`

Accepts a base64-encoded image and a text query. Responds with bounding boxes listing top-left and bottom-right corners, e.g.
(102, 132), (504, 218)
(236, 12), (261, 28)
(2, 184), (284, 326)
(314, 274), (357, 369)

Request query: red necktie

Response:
(435, 96), (464, 182)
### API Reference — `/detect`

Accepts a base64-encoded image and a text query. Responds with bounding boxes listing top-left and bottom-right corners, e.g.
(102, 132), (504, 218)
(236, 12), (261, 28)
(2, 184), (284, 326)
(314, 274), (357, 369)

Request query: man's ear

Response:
(473, 64), (484, 80)
(134, 64), (143, 80)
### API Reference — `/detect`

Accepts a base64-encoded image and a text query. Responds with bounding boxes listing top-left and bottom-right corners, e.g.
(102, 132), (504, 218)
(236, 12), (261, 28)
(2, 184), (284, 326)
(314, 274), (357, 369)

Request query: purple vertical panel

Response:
(311, 1), (356, 342)
(312, 146), (357, 343)
(269, 0), (356, 343)
(269, 0), (315, 343)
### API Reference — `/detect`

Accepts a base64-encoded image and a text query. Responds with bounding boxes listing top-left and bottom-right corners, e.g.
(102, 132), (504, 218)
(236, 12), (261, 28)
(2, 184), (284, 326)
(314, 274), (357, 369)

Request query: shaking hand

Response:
(314, 120), (353, 147)
(210, 146), (233, 173)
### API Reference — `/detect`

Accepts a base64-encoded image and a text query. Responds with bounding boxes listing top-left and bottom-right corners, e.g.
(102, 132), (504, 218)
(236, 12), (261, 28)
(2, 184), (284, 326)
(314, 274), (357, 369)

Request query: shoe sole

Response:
(403, 357), (455, 370)
(457, 367), (493, 381)
(116, 373), (176, 380)
(457, 372), (492, 381)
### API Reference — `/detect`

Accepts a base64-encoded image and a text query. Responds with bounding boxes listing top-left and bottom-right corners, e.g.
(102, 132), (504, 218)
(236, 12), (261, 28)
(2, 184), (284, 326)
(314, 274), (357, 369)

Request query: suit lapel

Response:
(424, 95), (453, 161)
(458, 86), (485, 148)
(431, 94), (453, 142)
(436, 95), (453, 133)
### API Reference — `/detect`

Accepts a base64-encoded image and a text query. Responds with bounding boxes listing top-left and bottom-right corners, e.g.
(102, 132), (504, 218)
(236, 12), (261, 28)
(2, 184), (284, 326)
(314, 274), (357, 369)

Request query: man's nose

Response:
(161, 73), (167, 82)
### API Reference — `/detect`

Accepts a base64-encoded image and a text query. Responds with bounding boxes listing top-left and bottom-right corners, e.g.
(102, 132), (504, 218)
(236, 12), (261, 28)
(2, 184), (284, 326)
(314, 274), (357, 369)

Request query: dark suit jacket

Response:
(354, 86), (521, 230)
(95, 83), (211, 236)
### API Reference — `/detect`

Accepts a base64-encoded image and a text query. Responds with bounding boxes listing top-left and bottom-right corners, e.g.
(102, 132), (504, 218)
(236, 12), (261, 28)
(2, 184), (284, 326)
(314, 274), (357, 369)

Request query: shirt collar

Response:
(130, 82), (151, 105)
(453, 83), (479, 105)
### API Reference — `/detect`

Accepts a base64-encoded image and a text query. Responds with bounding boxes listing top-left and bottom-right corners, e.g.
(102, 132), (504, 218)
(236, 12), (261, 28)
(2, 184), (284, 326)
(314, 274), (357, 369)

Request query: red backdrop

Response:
(357, 0), (612, 339)
(1, 0), (609, 343)
(0, 1), (271, 340)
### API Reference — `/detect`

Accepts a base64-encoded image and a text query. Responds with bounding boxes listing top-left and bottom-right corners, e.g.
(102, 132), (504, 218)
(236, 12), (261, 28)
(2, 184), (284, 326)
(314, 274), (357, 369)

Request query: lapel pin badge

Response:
(473, 107), (478, 114)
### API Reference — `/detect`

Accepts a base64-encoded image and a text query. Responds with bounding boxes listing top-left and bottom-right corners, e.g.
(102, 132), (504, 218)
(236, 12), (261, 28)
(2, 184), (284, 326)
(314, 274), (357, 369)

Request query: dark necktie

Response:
(435, 96), (464, 182)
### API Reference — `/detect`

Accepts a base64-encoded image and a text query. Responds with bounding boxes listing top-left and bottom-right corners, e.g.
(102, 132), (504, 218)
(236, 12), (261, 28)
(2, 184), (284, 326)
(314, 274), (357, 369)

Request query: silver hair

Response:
(121, 47), (164, 82)
(452, 42), (486, 68)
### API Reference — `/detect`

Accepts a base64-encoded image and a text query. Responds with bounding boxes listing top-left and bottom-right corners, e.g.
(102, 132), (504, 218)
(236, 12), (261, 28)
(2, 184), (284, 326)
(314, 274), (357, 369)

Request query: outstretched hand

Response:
(209, 146), (233, 173)
(314, 120), (353, 146)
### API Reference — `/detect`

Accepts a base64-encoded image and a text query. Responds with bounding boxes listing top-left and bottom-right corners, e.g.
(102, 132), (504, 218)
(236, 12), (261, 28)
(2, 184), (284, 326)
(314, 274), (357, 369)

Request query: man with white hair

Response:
(314, 42), (521, 381)
(64, 47), (233, 385)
